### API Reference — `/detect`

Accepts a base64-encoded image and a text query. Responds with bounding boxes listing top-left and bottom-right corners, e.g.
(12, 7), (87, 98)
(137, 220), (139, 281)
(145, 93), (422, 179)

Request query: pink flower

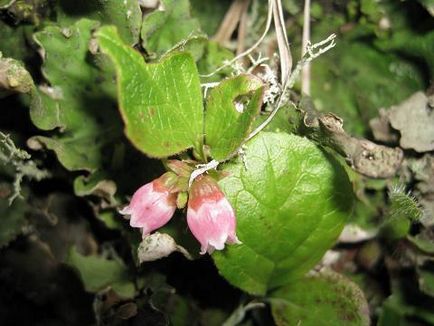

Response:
(120, 172), (177, 236)
(187, 175), (241, 254)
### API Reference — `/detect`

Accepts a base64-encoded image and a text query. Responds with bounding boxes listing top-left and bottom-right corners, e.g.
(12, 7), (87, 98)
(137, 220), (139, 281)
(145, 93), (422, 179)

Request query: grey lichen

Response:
(0, 132), (50, 204)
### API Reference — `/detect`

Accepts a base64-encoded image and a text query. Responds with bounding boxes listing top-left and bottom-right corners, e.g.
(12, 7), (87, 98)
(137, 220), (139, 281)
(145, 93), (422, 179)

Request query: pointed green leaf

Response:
(213, 132), (353, 295)
(141, 0), (202, 56)
(205, 74), (264, 160)
(271, 270), (370, 326)
(97, 26), (204, 158)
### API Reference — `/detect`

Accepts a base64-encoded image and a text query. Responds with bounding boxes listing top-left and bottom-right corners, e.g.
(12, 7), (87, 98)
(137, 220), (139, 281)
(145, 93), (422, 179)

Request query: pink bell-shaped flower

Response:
(120, 172), (177, 236)
(187, 175), (241, 254)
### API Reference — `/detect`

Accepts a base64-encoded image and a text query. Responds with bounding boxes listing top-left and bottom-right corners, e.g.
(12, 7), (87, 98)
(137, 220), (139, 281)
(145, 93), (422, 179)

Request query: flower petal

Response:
(187, 176), (240, 254)
(120, 174), (177, 235)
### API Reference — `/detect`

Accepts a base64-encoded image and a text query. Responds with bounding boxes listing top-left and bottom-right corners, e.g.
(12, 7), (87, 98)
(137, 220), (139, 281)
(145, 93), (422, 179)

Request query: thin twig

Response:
(246, 54), (269, 73)
(245, 33), (337, 142)
(243, 72), (291, 143)
(201, 82), (220, 97)
(272, 0), (292, 85)
(287, 33), (336, 89)
(200, 0), (273, 78)
(189, 7), (338, 186)
(301, 0), (311, 95)
(236, 0), (251, 55)
(213, 0), (246, 44)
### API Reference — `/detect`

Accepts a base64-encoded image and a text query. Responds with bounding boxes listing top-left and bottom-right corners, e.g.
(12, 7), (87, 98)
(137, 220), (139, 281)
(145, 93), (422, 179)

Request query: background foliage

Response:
(0, 0), (433, 325)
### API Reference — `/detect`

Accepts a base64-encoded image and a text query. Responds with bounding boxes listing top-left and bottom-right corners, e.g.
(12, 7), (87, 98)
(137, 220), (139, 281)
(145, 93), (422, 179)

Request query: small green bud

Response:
(176, 191), (188, 209)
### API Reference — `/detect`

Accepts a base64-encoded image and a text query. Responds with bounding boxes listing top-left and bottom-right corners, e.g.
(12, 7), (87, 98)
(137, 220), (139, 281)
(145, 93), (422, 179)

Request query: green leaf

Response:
(270, 269), (370, 326)
(29, 19), (122, 172)
(0, 22), (31, 63)
(67, 247), (135, 298)
(388, 186), (423, 222)
(418, 266), (434, 297)
(141, 0), (201, 56)
(0, 0), (15, 9)
(360, 0), (383, 22)
(379, 293), (434, 325)
(164, 35), (208, 62)
(73, 172), (117, 205)
(28, 134), (112, 172)
(376, 30), (434, 78)
(190, 0), (231, 35)
(56, 0), (142, 45)
(0, 197), (27, 248)
(255, 104), (300, 134)
(205, 74), (264, 160)
(213, 132), (353, 295)
(196, 41), (234, 82)
(97, 25), (204, 158)
(407, 234), (434, 255)
(380, 185), (423, 241)
(311, 41), (424, 136)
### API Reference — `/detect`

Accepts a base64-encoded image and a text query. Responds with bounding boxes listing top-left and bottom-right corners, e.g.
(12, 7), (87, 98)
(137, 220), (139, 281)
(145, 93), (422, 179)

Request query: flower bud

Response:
(120, 172), (177, 236)
(187, 175), (241, 254)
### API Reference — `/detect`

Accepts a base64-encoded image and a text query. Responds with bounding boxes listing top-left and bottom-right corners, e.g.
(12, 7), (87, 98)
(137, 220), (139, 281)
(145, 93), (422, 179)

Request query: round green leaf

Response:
(213, 132), (353, 295)
(271, 269), (370, 326)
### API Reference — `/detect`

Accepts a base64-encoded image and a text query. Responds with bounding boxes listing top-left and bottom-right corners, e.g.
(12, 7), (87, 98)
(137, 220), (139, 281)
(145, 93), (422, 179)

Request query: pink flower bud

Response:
(120, 172), (177, 236)
(187, 175), (241, 254)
